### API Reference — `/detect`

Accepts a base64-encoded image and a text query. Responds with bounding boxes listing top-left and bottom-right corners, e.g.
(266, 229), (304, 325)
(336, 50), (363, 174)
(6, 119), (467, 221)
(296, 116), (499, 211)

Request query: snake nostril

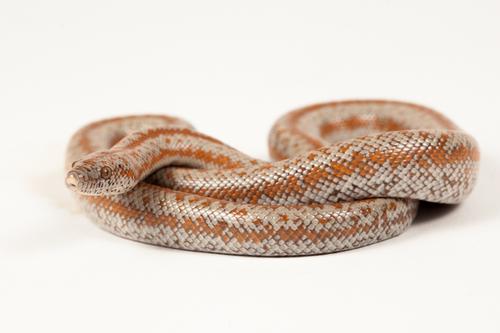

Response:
(65, 171), (80, 190)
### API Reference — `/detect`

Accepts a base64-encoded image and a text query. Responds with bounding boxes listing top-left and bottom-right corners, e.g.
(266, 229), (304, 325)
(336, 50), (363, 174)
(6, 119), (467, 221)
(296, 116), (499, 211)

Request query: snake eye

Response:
(100, 166), (112, 179)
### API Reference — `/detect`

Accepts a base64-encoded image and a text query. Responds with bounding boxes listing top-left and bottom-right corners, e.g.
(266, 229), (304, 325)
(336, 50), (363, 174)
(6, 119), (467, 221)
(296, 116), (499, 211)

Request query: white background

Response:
(1, 1), (499, 332)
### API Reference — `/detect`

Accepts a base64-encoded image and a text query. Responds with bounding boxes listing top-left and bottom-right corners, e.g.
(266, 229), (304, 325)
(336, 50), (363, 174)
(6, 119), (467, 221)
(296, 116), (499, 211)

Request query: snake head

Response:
(66, 151), (136, 196)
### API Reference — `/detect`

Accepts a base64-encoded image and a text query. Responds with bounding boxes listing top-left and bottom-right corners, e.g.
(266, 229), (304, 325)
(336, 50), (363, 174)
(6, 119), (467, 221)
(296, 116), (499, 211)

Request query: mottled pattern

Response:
(65, 100), (480, 256)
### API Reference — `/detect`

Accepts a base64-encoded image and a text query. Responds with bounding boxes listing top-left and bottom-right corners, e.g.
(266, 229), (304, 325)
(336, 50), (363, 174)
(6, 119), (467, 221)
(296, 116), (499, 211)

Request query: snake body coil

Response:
(65, 100), (479, 256)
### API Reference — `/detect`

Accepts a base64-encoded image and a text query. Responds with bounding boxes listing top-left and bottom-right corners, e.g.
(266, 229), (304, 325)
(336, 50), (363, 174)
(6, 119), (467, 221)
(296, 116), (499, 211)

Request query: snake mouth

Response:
(65, 170), (84, 192)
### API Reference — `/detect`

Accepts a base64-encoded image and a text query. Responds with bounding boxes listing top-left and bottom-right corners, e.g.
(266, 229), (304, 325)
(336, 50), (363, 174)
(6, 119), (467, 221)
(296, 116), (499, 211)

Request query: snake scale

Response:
(65, 100), (479, 256)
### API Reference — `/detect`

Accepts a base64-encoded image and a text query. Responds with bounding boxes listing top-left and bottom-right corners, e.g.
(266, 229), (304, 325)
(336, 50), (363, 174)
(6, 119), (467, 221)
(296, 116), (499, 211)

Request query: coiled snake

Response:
(65, 100), (479, 256)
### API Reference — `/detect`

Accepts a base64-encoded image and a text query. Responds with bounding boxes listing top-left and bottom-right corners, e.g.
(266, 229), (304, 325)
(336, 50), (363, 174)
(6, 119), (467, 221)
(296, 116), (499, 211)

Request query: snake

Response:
(65, 100), (480, 256)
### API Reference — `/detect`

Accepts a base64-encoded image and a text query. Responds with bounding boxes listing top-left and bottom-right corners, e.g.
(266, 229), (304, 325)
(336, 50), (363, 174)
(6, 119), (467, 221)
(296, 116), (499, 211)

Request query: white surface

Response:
(1, 1), (499, 332)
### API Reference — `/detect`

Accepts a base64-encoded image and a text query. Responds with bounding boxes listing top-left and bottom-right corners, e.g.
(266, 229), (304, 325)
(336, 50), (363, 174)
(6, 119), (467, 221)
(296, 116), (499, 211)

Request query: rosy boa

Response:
(65, 100), (479, 256)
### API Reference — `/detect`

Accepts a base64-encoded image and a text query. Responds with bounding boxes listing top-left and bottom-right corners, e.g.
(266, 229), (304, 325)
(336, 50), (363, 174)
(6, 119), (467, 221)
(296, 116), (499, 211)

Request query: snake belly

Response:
(65, 100), (480, 256)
